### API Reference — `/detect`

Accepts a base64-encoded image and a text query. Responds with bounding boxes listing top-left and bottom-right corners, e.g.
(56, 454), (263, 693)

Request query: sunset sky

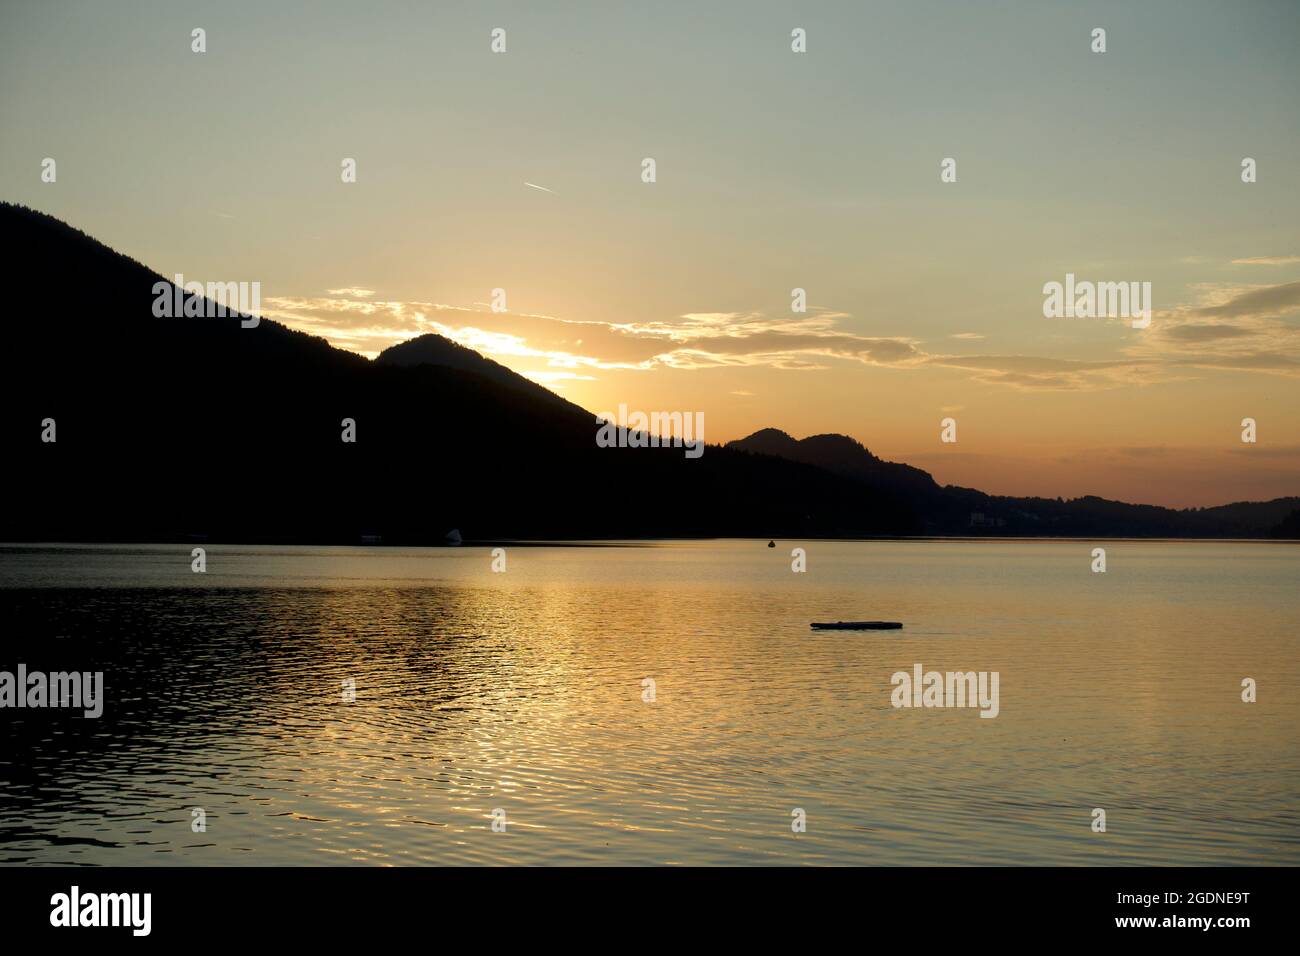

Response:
(3, 0), (1298, 507)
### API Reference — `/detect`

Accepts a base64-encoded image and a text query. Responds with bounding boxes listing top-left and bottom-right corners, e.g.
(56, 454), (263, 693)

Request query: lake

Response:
(0, 540), (1296, 865)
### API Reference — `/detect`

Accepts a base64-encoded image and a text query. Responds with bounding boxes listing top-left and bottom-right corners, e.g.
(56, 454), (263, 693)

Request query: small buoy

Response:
(767, 540), (775, 548)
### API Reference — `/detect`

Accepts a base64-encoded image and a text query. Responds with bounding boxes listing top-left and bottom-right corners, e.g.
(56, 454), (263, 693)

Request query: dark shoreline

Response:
(3, 535), (1297, 549)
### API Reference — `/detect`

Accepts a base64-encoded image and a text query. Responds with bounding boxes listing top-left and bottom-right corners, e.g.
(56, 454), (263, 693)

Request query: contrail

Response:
(524, 182), (556, 194)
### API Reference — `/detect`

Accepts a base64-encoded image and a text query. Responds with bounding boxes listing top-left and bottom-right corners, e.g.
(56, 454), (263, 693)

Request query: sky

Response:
(2, 0), (1298, 507)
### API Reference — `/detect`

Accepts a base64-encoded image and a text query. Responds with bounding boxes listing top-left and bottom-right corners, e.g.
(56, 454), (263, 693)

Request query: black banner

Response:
(0, 866), (1278, 943)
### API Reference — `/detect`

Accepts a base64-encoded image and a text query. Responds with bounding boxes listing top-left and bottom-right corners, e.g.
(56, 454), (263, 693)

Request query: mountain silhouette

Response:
(0, 202), (1295, 542)
(728, 427), (1299, 538)
(0, 204), (914, 541)
(377, 333), (586, 416)
(729, 429), (938, 495)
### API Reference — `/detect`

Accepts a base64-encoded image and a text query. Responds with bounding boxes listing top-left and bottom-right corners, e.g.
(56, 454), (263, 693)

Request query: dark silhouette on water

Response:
(810, 621), (904, 630)
(1, 202), (1296, 543)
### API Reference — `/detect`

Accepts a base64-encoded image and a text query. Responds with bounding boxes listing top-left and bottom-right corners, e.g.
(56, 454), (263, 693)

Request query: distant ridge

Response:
(728, 429), (937, 495)
(727, 426), (1300, 539)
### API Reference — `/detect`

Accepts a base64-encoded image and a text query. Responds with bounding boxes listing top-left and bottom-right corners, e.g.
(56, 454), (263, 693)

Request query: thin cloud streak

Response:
(1232, 255), (1300, 266)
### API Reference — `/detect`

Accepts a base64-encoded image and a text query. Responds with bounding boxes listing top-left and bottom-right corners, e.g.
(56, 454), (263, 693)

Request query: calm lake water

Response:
(0, 540), (1296, 866)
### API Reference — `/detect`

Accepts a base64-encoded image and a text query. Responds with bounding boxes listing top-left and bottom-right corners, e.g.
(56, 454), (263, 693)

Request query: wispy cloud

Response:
(1189, 281), (1300, 319)
(1232, 255), (1300, 266)
(520, 370), (592, 388)
(263, 278), (1300, 389)
(924, 354), (1161, 391)
(1121, 280), (1300, 378)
